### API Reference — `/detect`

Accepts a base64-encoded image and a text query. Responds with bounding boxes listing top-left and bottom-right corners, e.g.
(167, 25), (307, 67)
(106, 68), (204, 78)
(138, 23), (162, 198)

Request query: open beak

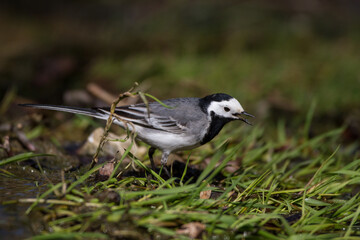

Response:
(233, 111), (255, 125)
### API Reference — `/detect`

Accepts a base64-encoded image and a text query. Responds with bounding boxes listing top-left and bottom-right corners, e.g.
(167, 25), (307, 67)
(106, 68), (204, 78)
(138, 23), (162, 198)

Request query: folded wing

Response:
(98, 105), (186, 134)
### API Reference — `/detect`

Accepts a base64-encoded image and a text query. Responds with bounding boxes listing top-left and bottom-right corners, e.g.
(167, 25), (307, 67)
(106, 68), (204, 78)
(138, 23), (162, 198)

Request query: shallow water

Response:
(0, 173), (48, 239)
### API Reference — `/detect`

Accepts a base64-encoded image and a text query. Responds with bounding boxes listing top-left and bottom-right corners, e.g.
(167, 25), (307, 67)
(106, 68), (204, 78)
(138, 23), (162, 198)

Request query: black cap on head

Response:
(202, 93), (233, 102)
(199, 93), (234, 112)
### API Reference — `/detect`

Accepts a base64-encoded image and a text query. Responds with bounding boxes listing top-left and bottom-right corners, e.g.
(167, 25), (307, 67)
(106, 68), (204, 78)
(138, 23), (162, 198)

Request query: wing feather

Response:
(97, 105), (186, 134)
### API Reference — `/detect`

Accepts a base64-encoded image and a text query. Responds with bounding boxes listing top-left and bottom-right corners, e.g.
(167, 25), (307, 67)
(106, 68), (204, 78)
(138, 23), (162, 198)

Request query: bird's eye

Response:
(224, 107), (230, 112)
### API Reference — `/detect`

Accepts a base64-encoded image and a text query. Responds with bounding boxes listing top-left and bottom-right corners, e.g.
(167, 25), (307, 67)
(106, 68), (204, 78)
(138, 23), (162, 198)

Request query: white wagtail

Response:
(20, 93), (254, 175)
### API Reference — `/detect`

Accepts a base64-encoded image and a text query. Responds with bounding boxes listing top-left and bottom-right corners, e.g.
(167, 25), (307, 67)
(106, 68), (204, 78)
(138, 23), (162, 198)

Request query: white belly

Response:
(114, 120), (202, 153)
(136, 129), (200, 152)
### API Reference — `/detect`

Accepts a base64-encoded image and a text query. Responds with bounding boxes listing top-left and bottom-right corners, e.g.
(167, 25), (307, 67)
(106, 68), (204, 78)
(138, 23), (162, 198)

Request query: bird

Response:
(20, 93), (254, 176)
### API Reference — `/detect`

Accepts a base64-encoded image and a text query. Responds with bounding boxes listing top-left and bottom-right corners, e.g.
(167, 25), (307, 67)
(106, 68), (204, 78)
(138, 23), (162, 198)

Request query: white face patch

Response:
(207, 98), (244, 119)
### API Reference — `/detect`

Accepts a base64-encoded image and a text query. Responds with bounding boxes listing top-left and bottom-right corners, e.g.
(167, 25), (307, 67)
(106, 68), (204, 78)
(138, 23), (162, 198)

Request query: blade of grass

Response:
(345, 202), (360, 237)
(109, 141), (134, 180)
(141, 92), (174, 109)
(300, 145), (340, 195)
(195, 141), (228, 185)
(30, 232), (108, 240)
(0, 152), (53, 166)
(304, 99), (317, 140)
(180, 153), (191, 185)
(131, 157), (169, 187)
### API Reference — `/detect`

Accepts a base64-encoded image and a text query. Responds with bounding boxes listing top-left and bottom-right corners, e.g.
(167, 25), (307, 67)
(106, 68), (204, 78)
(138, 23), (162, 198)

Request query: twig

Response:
(89, 82), (139, 170)
(14, 129), (36, 152)
(61, 170), (67, 194)
(87, 83), (139, 106)
(14, 198), (104, 208)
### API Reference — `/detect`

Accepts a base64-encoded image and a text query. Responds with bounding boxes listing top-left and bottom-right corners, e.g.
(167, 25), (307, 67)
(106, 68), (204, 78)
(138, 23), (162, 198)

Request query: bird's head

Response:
(200, 93), (254, 125)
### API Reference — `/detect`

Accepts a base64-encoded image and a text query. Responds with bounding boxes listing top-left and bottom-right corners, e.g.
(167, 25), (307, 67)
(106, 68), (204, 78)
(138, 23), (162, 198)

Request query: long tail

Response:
(19, 104), (109, 121)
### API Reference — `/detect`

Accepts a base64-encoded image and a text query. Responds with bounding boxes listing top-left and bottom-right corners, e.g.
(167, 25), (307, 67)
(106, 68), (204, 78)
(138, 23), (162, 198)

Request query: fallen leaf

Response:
(98, 160), (115, 177)
(176, 222), (205, 238)
(200, 185), (211, 199)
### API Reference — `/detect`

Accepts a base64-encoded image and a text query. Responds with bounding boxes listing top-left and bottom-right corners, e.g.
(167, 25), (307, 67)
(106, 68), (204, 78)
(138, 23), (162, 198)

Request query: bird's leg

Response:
(161, 151), (171, 177)
(148, 147), (156, 171)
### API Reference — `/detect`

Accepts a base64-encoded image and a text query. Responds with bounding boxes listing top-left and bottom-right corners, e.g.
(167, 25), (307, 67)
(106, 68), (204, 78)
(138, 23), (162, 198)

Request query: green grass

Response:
(0, 152), (53, 167)
(8, 114), (359, 239)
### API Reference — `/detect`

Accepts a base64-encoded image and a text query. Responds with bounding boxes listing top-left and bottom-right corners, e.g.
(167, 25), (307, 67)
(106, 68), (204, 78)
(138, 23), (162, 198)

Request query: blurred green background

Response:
(1, 0), (359, 124)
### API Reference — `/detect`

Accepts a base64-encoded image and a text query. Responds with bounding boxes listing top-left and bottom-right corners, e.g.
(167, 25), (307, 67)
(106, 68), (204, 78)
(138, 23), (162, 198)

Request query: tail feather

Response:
(19, 104), (108, 120)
